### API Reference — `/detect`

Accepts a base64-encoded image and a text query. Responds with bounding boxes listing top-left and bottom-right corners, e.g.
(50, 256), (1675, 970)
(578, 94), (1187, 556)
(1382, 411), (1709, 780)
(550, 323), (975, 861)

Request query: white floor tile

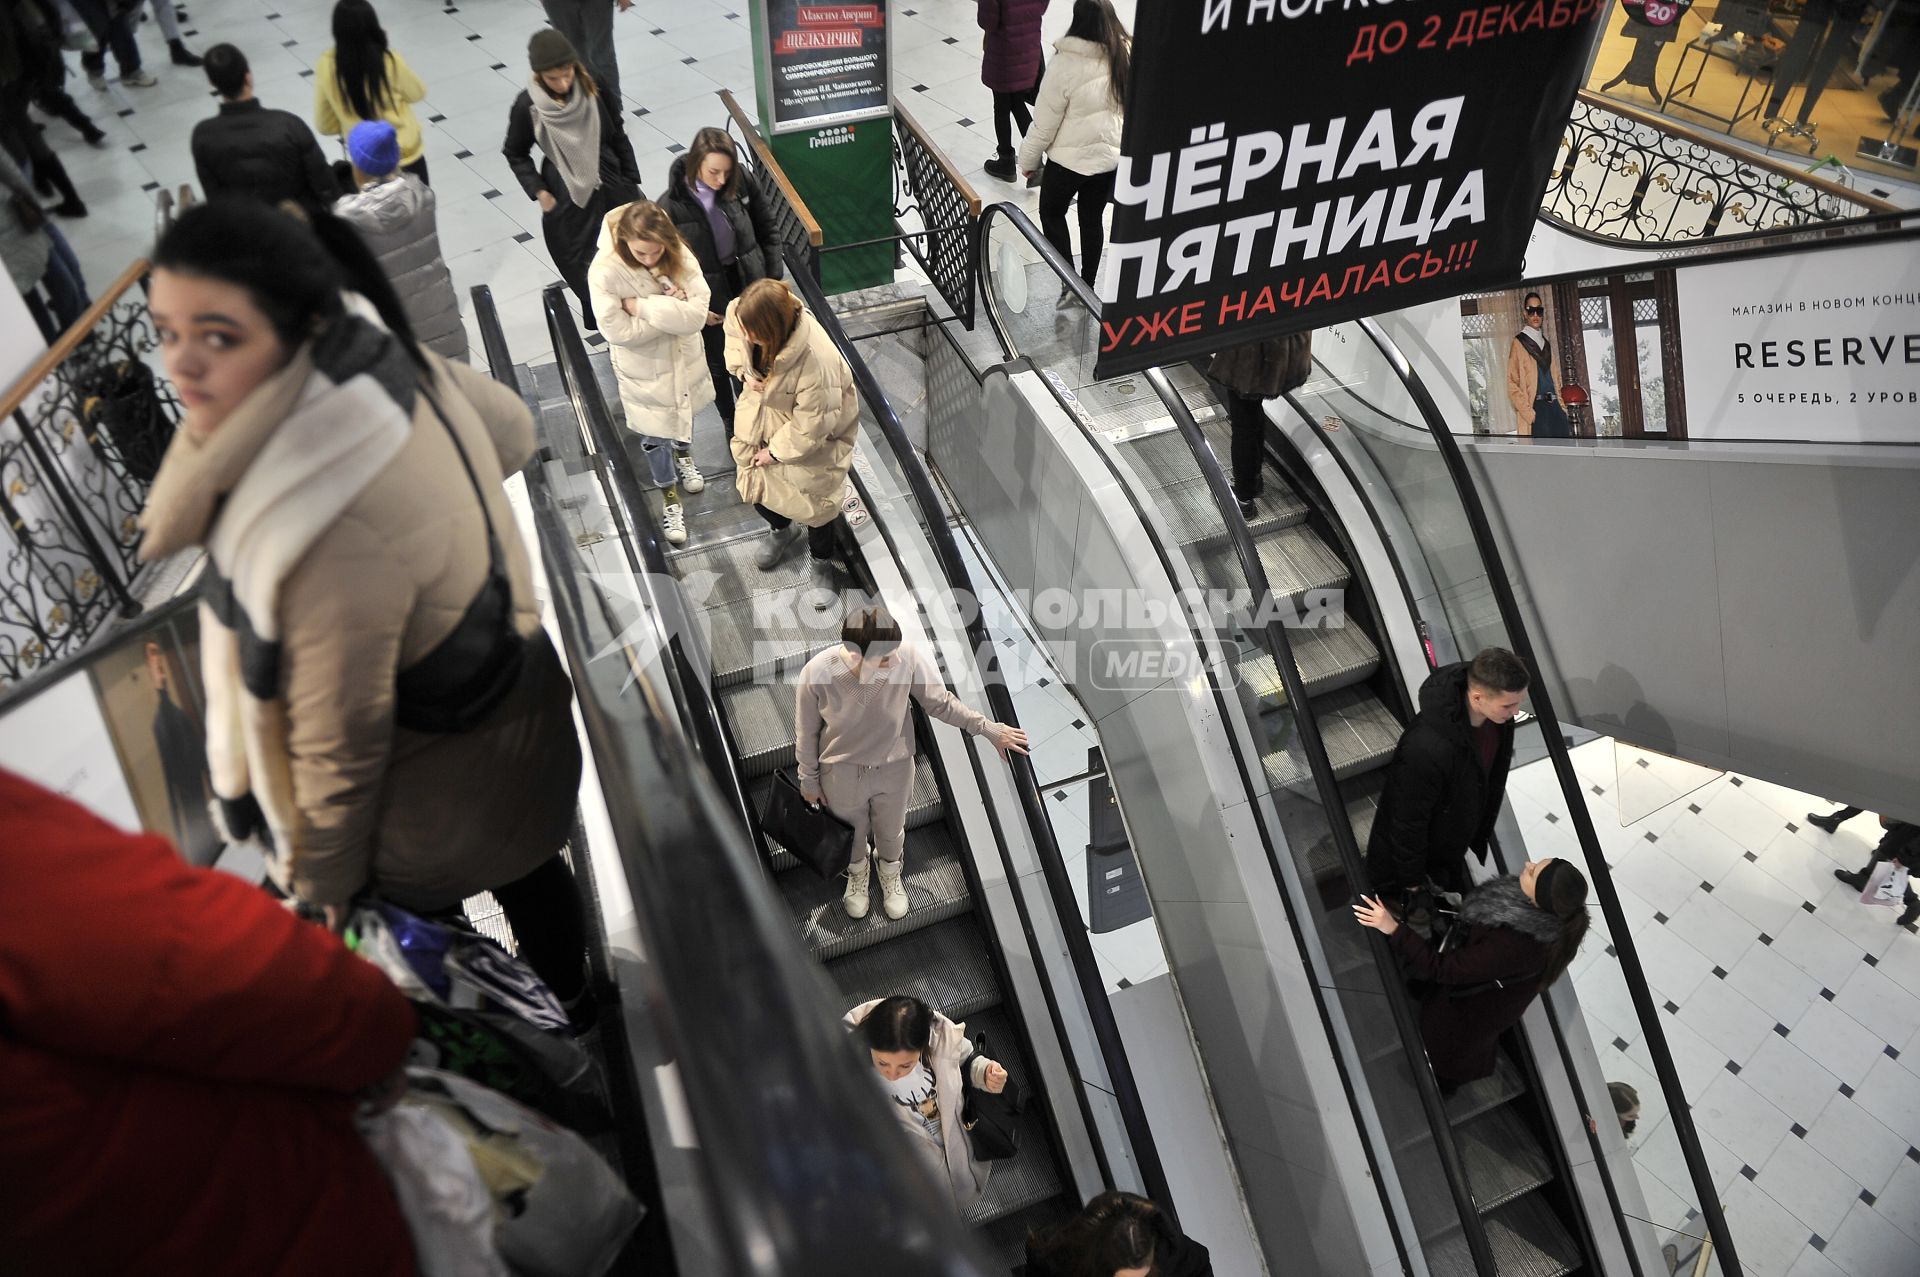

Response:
(1852, 1053), (1920, 1146)
(1758, 1133), (1874, 1241)
(1834, 964), (1920, 1053)
(1810, 879), (1914, 962)
(1718, 1174), (1814, 1277)
(1805, 1094), (1913, 1199)
(1668, 889), (1765, 972)
(1773, 910), (1872, 992)
(1719, 856), (1820, 937)
(1792, 1000), (1902, 1089)
(1760, 826), (1865, 905)
(1821, 1198), (1915, 1277)
(1679, 979), (1779, 1066)
(1785, 1244), (1851, 1277)
(1871, 1153), (1920, 1246)
(1742, 1035), (1847, 1128)
(1636, 1110), (1742, 1202)
(1612, 840), (1707, 916)
(1693, 1070), (1793, 1171)
(1701, 782), (1802, 853)
(1631, 922), (1719, 1007)
(1658, 813), (1751, 886)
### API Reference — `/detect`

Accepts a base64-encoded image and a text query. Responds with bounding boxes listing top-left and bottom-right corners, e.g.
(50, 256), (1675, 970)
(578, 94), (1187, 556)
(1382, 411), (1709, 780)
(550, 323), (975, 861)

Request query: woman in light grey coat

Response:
(333, 121), (468, 362)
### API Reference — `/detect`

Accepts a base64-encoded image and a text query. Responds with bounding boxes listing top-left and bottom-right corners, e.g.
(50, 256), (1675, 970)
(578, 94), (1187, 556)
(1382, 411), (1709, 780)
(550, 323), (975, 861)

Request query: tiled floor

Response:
(1510, 737), (1920, 1277)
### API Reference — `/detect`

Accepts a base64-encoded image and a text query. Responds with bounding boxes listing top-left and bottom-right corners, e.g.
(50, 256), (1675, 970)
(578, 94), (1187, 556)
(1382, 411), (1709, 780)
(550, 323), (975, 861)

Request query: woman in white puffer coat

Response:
(1017, 0), (1131, 301)
(589, 200), (716, 546)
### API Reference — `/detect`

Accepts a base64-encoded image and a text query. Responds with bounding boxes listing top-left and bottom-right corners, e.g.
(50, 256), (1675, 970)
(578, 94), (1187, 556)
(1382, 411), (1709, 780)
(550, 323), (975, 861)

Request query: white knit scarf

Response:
(528, 74), (602, 209)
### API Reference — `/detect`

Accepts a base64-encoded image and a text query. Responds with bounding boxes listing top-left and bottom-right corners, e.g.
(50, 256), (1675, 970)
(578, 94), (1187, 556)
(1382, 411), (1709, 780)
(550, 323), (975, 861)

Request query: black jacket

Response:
(1869, 821), (1920, 867)
(1366, 661), (1516, 891)
(190, 99), (339, 212)
(502, 88), (641, 208)
(656, 155), (783, 314)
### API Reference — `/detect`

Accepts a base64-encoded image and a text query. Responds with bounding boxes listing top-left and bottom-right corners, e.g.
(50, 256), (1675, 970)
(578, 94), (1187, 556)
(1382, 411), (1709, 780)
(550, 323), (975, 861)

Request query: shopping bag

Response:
(349, 903), (569, 1033)
(1860, 862), (1911, 908)
(959, 1033), (1027, 1162)
(360, 1103), (509, 1277)
(409, 1001), (611, 1134)
(407, 1069), (643, 1277)
(759, 768), (855, 878)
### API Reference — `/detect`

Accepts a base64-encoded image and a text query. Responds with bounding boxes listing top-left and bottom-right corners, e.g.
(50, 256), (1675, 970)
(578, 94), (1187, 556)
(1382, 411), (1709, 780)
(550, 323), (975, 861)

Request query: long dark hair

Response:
(1025, 1191), (1167, 1277)
(332, 0), (394, 122)
(858, 996), (933, 1057)
(1535, 860), (1591, 988)
(1066, 0), (1130, 109)
(153, 200), (427, 371)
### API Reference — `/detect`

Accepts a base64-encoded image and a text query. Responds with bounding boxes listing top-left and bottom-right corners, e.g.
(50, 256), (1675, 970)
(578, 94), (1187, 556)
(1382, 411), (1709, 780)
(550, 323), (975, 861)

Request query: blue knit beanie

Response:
(348, 121), (401, 177)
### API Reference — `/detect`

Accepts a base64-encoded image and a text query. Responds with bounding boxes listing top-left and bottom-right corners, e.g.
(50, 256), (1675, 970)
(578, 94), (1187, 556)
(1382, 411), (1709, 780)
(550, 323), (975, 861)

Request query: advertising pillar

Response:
(751, 1), (895, 293)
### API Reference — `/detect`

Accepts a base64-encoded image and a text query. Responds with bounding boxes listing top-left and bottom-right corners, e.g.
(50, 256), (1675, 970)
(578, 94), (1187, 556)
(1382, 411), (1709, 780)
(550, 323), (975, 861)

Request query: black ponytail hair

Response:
(859, 996), (933, 1057)
(1024, 1191), (1166, 1277)
(153, 199), (427, 372)
(1535, 859), (1591, 989)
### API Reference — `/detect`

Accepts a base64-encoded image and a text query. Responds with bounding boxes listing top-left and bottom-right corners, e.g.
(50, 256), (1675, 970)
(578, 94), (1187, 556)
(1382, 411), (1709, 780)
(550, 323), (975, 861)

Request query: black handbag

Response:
(960, 1033), (1026, 1161)
(759, 769), (855, 878)
(81, 358), (176, 484)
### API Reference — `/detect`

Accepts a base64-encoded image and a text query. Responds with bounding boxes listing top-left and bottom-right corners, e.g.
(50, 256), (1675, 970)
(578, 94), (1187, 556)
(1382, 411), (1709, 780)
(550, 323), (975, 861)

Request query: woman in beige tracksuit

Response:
(845, 995), (1008, 1214)
(797, 606), (1028, 920)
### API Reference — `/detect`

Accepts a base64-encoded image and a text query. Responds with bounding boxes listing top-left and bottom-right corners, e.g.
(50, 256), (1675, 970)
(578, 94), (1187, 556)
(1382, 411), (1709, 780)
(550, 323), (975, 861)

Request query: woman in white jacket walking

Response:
(845, 995), (1008, 1214)
(1018, 0), (1130, 299)
(590, 200), (714, 546)
(797, 605), (1027, 921)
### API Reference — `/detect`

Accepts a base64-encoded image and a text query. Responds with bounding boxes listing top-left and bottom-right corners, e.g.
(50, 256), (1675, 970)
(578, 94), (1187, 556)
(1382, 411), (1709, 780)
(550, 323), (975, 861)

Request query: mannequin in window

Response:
(1764, 0), (1871, 128)
(1598, 0), (1693, 103)
(1506, 293), (1571, 439)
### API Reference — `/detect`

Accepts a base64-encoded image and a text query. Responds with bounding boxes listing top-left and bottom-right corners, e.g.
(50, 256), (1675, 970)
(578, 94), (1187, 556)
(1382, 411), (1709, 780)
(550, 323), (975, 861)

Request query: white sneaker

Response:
(842, 857), (871, 920)
(661, 495), (687, 547)
(876, 857), (908, 920)
(86, 71), (109, 90)
(673, 453), (705, 494)
(122, 69), (159, 88)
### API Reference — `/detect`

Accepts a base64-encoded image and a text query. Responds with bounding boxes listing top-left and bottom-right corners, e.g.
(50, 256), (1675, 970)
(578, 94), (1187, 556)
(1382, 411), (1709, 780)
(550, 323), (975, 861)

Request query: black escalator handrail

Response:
(518, 437), (1002, 1277)
(1355, 315), (1745, 1277)
(539, 286), (764, 859)
(778, 259), (1180, 1225)
(472, 285), (523, 401)
(974, 201), (1487, 1274)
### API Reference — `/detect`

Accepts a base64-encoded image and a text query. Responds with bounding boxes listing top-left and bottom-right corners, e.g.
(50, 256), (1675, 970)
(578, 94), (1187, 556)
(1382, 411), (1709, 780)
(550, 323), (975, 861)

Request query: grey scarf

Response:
(1457, 875), (1564, 945)
(528, 75), (601, 209)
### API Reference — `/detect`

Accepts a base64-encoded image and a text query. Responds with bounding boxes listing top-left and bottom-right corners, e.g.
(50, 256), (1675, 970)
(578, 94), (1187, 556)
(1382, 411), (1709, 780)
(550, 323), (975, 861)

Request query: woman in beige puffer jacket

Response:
(590, 200), (716, 546)
(724, 278), (859, 586)
(1017, 0), (1131, 295)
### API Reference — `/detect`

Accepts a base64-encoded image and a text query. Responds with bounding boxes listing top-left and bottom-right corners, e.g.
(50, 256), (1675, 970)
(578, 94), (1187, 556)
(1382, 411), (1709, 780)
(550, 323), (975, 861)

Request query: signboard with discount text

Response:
(758, 0), (891, 134)
(1093, 0), (1608, 378)
(1675, 237), (1920, 443)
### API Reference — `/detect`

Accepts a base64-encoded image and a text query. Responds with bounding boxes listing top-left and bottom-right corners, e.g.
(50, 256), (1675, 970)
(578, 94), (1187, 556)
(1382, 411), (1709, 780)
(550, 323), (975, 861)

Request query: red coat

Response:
(978, 0), (1050, 92)
(0, 769), (419, 1276)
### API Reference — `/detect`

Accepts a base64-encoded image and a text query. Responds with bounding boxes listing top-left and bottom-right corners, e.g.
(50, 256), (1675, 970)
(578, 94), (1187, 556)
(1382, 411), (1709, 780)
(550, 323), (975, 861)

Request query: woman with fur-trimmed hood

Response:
(1354, 857), (1591, 1087)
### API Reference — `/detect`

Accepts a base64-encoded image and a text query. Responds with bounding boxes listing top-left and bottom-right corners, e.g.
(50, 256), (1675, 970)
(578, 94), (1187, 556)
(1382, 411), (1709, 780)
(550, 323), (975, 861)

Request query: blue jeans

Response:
(70, 0), (142, 76)
(41, 223), (91, 331)
(639, 436), (689, 488)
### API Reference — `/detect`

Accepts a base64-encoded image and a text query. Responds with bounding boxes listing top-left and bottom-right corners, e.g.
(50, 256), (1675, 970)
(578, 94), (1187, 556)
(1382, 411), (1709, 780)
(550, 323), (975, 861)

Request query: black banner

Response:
(760, 1), (891, 134)
(1093, 0), (1607, 378)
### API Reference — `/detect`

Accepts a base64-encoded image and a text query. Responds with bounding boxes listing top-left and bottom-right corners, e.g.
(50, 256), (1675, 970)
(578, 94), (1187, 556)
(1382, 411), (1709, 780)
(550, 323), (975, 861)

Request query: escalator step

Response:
(1236, 620), (1382, 707)
(1455, 1104), (1556, 1211)
(1344, 770), (1386, 853)
(705, 593), (840, 688)
(716, 679), (800, 778)
(751, 758), (945, 871)
(668, 532), (818, 608)
(777, 823), (972, 961)
(973, 1199), (1073, 1272)
(960, 1005), (1067, 1227)
(1195, 524), (1350, 605)
(1446, 1052), (1528, 1128)
(1425, 1191), (1582, 1277)
(1260, 685), (1401, 793)
(827, 913), (1002, 1022)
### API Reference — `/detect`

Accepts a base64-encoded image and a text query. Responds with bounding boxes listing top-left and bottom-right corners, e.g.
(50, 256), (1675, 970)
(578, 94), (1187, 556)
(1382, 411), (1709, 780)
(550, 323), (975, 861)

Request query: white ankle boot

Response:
(842, 857), (871, 920)
(876, 857), (908, 920)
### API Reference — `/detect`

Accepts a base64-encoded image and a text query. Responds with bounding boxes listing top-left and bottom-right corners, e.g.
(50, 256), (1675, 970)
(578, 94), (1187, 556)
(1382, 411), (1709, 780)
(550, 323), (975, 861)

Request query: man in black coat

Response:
(1833, 818), (1920, 929)
(1366, 648), (1529, 895)
(190, 45), (338, 213)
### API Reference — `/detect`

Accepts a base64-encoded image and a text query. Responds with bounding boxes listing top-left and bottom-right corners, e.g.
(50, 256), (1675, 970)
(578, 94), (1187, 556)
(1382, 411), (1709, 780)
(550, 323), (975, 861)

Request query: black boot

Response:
(983, 151), (1016, 182)
(169, 40), (202, 68)
(1807, 811), (1841, 834)
(1898, 904), (1918, 929)
(1834, 865), (1871, 891)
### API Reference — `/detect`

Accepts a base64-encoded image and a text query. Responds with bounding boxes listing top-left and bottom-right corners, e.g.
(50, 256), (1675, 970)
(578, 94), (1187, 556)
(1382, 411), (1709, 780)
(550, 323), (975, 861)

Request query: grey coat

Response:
(334, 174), (469, 363)
(0, 151), (49, 295)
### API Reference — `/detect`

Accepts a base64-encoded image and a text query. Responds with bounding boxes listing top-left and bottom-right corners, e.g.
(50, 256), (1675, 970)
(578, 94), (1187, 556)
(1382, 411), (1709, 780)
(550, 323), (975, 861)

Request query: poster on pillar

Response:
(757, 0), (892, 134)
(1092, 0), (1608, 379)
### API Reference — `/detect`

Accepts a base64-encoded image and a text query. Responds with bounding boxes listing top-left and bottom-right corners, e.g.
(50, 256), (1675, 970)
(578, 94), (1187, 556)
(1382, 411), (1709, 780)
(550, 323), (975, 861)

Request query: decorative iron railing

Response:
(891, 103), (980, 326)
(717, 90), (826, 284)
(1, 260), (180, 687)
(1542, 91), (1896, 243)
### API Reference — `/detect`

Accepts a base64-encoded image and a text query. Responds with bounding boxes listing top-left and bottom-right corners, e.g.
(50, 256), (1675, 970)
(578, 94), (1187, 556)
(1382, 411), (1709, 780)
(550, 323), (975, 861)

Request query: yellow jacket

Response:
(313, 49), (428, 167)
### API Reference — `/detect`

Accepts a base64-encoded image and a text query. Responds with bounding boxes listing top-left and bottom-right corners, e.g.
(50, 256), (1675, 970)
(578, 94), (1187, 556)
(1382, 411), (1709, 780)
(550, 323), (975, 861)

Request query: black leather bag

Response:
(759, 769), (854, 878)
(960, 1033), (1026, 1162)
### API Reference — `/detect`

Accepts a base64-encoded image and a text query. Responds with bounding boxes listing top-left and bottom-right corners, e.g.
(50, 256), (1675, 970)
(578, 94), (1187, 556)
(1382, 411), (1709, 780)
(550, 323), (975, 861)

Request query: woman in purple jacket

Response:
(980, 0), (1049, 182)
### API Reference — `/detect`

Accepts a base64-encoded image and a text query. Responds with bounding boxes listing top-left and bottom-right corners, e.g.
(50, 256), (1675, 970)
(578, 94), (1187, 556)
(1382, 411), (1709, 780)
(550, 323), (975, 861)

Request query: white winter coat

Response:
(843, 999), (998, 1212)
(588, 208), (716, 443)
(1016, 36), (1123, 177)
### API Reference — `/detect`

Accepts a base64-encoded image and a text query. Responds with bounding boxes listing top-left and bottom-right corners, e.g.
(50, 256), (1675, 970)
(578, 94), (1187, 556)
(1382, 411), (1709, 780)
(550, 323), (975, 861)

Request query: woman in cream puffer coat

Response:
(1016, 0), (1130, 295)
(590, 200), (716, 546)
